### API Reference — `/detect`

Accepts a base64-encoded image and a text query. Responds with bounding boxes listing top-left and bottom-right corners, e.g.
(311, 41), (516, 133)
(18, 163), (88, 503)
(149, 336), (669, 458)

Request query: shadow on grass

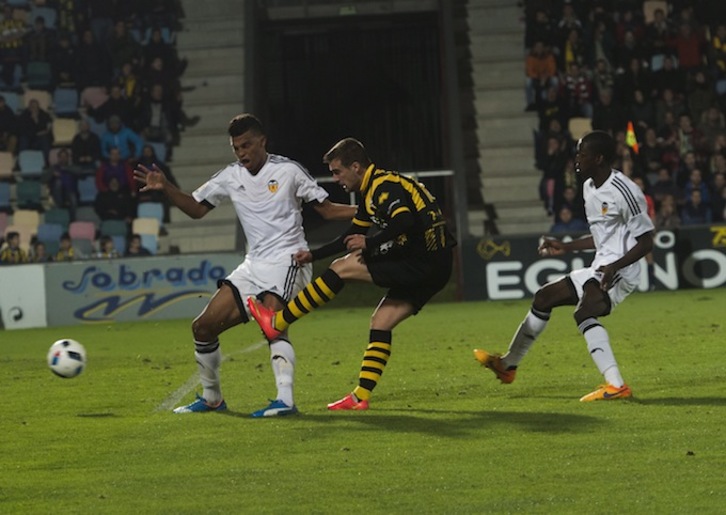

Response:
(220, 408), (600, 437)
(629, 396), (726, 406)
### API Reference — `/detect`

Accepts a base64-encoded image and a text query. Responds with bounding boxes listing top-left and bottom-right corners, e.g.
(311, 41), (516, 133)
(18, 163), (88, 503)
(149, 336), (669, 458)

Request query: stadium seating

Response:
(12, 208), (40, 229)
(146, 141), (167, 162)
(23, 89), (52, 110)
(0, 151), (14, 180)
(132, 217), (160, 255)
(568, 117), (593, 142)
(71, 237), (94, 258)
(17, 149), (45, 178)
(0, 182), (11, 213)
(36, 222), (64, 246)
(68, 220), (96, 240)
(0, 211), (8, 234)
(137, 202), (164, 227)
(16, 180), (43, 210)
(52, 88), (80, 118)
(80, 87), (108, 110)
(74, 205), (101, 226)
(25, 61), (53, 91)
(77, 176), (98, 205)
(30, 6), (57, 28)
(43, 207), (71, 229)
(0, 90), (21, 113)
(100, 219), (129, 238)
(52, 118), (78, 146)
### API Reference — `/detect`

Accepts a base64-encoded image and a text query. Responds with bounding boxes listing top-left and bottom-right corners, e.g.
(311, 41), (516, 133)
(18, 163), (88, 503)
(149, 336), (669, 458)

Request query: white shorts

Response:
(221, 257), (312, 318)
(568, 266), (638, 310)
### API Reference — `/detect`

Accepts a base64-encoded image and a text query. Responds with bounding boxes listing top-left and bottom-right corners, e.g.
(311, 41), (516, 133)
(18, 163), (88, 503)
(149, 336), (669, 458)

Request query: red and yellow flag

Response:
(626, 121), (639, 154)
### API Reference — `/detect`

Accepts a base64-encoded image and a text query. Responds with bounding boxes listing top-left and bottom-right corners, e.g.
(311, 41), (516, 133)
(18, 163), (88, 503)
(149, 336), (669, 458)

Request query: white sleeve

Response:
(625, 186), (655, 238)
(294, 166), (329, 204)
(192, 167), (229, 207)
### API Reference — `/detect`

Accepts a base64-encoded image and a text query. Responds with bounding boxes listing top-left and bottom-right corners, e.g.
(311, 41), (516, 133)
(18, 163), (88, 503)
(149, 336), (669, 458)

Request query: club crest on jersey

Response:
(267, 180), (279, 193)
(601, 202), (608, 215)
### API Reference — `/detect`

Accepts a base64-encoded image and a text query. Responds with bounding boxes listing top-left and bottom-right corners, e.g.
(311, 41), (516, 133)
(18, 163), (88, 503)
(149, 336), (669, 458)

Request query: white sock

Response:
(194, 339), (223, 405)
(269, 339), (295, 406)
(578, 318), (624, 387)
(502, 308), (550, 368)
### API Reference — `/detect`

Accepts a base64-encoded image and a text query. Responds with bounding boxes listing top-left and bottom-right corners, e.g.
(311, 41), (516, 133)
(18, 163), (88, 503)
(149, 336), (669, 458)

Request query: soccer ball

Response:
(47, 339), (87, 378)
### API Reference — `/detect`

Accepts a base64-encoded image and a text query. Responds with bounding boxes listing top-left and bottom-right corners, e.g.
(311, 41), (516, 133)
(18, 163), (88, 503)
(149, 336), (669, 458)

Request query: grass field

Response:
(1, 288), (725, 514)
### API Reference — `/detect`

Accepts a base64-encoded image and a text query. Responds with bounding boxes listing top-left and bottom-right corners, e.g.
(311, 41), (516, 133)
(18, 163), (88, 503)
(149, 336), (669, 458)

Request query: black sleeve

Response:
(310, 223), (367, 261)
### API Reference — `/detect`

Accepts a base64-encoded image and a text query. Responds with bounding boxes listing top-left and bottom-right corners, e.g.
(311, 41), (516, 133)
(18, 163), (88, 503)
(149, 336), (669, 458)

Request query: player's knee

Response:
(532, 289), (552, 311)
(191, 317), (215, 342)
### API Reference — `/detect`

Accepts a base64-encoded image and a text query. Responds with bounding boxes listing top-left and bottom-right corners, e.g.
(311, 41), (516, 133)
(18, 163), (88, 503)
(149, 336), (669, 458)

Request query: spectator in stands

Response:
(556, 2), (582, 51)
(588, 22), (615, 72)
(561, 62), (593, 118)
(652, 56), (685, 96)
(592, 88), (626, 135)
(107, 20), (143, 71)
(651, 166), (679, 207)
(592, 58), (614, 99)
(525, 40), (558, 110)
(554, 183), (584, 223)
(134, 143), (177, 222)
(709, 24), (726, 79)
(615, 57), (653, 104)
(698, 106), (726, 152)
(655, 88), (686, 130)
(55, 232), (75, 261)
(30, 240), (50, 262)
(89, 84), (135, 128)
(0, 231), (28, 264)
(143, 26), (186, 78)
(0, 3), (27, 89)
(49, 147), (78, 215)
(614, 7), (644, 49)
(94, 175), (135, 223)
(655, 193), (680, 230)
(51, 31), (76, 88)
(612, 31), (645, 74)
(95, 234), (121, 259)
(628, 88), (656, 133)
(710, 172), (726, 222)
(72, 119), (102, 172)
(536, 86), (567, 133)
(669, 22), (706, 74)
(0, 94), (18, 154)
(549, 205), (588, 234)
(709, 148), (726, 177)
(100, 115), (143, 160)
(681, 189), (712, 225)
(656, 110), (680, 171)
(537, 134), (568, 215)
(125, 233), (151, 257)
(114, 61), (143, 116)
(96, 145), (135, 193)
(87, 2), (115, 45)
(137, 82), (173, 153)
(561, 28), (586, 71)
(675, 150), (699, 189)
(683, 168), (710, 204)
(75, 28), (111, 91)
(17, 98), (53, 163)
(676, 113), (705, 159)
(639, 127), (664, 180)
(687, 71), (717, 126)
(25, 15), (55, 64)
(644, 8), (673, 67)
(526, 9), (557, 50)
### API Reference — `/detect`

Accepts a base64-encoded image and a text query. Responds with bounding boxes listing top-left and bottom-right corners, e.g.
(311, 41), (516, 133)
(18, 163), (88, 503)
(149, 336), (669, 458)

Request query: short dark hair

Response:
(7, 231), (19, 240)
(581, 130), (616, 165)
(323, 138), (371, 168)
(228, 113), (265, 138)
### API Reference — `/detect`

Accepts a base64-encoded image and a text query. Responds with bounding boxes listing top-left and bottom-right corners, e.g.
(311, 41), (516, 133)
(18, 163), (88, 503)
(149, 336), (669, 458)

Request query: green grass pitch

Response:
(2, 288), (725, 513)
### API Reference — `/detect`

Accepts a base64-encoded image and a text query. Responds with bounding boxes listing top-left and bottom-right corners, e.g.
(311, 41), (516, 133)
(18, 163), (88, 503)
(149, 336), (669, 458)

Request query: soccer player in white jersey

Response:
(134, 114), (355, 416)
(473, 130), (654, 401)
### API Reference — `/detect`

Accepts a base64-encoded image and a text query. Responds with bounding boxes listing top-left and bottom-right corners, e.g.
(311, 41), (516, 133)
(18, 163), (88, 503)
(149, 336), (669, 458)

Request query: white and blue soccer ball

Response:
(47, 339), (87, 378)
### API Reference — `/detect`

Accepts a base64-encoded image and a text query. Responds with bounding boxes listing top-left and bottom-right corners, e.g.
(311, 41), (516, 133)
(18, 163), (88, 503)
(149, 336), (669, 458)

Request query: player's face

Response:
(231, 131), (267, 174)
(575, 139), (597, 179)
(328, 158), (362, 192)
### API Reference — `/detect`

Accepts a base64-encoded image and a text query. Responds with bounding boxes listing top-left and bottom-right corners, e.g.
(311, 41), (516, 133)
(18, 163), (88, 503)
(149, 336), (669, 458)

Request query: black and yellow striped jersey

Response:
(354, 164), (456, 256)
(0, 247), (28, 264)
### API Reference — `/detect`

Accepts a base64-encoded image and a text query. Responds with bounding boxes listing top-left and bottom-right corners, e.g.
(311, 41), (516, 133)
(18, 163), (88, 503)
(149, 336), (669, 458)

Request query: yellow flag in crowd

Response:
(626, 121), (639, 154)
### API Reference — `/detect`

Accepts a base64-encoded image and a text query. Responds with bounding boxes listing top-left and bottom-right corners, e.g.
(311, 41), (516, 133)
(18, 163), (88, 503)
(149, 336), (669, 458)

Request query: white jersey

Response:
(192, 154), (328, 263)
(583, 169), (654, 281)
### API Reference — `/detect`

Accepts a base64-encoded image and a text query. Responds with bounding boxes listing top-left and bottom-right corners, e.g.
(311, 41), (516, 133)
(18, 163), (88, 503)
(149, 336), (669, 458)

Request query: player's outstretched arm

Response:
(313, 199), (357, 220)
(134, 164), (210, 219)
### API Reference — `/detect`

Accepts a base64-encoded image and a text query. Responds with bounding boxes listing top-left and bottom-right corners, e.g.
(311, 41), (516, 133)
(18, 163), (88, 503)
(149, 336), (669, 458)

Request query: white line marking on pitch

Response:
(154, 340), (267, 412)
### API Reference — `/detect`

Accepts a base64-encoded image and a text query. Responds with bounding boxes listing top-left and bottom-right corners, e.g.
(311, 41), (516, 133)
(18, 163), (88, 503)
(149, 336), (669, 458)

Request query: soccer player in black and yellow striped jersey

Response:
(249, 137), (456, 410)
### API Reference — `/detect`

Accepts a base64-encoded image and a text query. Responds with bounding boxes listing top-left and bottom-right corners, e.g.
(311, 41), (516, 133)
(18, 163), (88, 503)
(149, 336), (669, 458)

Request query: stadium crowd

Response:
(0, 0), (190, 263)
(525, 0), (726, 233)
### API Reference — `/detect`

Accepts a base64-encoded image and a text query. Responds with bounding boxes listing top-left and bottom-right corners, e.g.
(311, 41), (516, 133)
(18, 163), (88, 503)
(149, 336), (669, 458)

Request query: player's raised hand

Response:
(134, 164), (167, 191)
(538, 236), (566, 256)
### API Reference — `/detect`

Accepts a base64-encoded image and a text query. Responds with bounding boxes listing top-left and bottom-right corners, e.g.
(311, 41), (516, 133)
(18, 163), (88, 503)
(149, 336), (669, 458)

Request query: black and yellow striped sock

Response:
(275, 268), (345, 331)
(352, 329), (392, 401)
